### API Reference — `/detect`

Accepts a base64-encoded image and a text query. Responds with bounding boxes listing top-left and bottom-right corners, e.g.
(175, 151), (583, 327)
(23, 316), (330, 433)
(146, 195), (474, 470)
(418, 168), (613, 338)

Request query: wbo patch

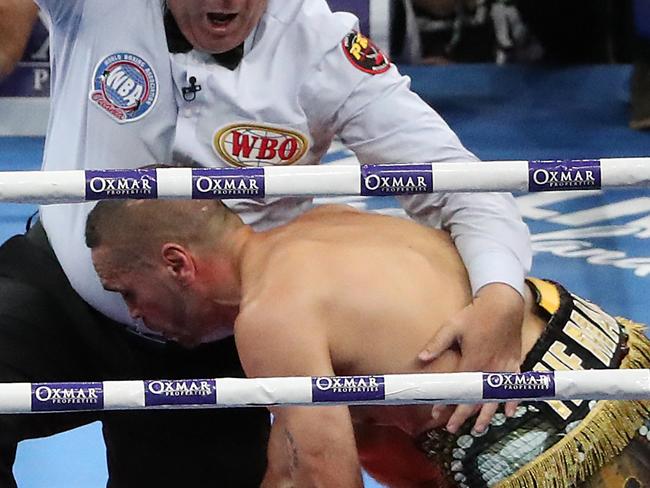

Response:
(341, 31), (390, 75)
(213, 122), (309, 167)
(89, 53), (158, 123)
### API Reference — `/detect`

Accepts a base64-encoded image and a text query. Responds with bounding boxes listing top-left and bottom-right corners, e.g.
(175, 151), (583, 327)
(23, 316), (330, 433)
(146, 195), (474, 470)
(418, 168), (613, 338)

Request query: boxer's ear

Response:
(161, 243), (196, 285)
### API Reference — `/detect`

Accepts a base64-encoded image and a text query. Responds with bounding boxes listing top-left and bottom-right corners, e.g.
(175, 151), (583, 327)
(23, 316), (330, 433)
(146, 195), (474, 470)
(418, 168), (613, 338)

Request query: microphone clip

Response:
(182, 76), (202, 102)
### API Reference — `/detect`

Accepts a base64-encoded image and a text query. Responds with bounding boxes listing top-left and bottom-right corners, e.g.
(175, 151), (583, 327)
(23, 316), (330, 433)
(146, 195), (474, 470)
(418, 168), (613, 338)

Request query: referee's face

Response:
(168, 0), (268, 54)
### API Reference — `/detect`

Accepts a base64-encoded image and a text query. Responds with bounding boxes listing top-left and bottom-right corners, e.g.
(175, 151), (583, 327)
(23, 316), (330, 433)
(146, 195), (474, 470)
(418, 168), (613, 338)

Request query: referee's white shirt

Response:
(37, 0), (531, 335)
(37, 0), (177, 332)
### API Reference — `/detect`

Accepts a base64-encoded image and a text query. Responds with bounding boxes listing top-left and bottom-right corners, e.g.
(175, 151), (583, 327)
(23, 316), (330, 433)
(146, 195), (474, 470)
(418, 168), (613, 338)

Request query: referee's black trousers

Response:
(0, 223), (270, 487)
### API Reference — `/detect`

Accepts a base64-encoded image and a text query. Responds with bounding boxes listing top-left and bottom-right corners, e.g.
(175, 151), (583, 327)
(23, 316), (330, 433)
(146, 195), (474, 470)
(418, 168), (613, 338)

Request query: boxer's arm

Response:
(235, 304), (363, 488)
(260, 416), (293, 488)
(0, 0), (38, 80)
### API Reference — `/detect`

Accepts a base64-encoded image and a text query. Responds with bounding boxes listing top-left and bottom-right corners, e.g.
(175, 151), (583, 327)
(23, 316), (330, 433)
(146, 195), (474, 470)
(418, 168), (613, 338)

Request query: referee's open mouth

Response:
(206, 12), (238, 28)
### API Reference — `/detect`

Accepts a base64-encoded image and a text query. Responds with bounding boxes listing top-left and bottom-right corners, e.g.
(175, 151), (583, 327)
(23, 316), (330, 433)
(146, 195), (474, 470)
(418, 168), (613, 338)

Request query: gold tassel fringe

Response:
(497, 319), (650, 488)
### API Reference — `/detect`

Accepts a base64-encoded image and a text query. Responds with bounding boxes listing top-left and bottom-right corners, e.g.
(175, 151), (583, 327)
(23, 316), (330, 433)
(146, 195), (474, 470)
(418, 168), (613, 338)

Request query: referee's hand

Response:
(418, 282), (524, 433)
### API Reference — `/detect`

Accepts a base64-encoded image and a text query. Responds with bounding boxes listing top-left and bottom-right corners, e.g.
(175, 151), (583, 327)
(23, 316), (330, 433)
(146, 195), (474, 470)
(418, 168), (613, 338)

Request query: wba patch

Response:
(89, 52), (158, 123)
(341, 31), (390, 75)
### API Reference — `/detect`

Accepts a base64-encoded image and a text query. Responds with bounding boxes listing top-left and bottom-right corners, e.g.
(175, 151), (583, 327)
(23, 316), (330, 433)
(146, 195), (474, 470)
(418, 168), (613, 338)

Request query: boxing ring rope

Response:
(0, 158), (648, 203)
(0, 159), (649, 415)
(0, 370), (648, 413)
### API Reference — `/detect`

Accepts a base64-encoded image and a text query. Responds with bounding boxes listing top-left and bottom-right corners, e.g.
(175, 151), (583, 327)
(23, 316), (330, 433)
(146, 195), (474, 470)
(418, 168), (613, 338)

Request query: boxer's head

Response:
(167, 0), (268, 54)
(86, 199), (247, 347)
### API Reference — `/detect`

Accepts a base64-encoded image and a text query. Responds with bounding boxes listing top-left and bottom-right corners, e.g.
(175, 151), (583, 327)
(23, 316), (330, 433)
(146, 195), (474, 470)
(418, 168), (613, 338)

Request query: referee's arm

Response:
(0, 0), (38, 80)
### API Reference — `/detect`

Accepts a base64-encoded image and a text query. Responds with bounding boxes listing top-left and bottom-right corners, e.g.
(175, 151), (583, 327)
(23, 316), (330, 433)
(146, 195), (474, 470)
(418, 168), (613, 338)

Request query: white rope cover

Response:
(0, 158), (648, 204)
(0, 370), (647, 413)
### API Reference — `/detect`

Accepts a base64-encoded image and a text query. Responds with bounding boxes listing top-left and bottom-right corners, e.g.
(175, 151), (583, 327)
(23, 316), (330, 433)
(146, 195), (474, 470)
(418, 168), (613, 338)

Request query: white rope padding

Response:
(1, 370), (647, 413)
(1, 158), (648, 204)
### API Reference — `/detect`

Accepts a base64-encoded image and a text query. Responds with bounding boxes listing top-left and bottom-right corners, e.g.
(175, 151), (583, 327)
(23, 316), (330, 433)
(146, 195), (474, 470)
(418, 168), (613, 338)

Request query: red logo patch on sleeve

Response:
(341, 31), (390, 75)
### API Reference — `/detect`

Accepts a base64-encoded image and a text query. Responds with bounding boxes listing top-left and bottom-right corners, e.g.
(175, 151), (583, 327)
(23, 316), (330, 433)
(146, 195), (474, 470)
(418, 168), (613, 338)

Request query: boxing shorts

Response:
(416, 278), (650, 488)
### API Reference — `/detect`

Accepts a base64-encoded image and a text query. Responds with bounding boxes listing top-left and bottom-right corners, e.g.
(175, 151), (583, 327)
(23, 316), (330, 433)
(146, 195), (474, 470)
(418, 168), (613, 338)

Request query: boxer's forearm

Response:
(276, 406), (363, 488)
(0, 0), (38, 80)
(261, 418), (294, 488)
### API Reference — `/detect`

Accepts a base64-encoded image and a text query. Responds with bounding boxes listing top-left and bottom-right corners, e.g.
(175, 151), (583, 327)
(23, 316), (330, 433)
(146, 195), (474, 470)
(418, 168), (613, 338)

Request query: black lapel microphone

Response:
(181, 76), (202, 102)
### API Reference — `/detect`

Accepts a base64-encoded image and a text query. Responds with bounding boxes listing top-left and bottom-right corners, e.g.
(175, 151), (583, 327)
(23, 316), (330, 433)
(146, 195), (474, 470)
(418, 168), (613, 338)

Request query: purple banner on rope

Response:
(192, 168), (265, 199)
(528, 160), (601, 192)
(85, 169), (158, 200)
(144, 379), (217, 407)
(483, 372), (555, 400)
(32, 382), (104, 412)
(312, 375), (385, 403)
(360, 164), (433, 196)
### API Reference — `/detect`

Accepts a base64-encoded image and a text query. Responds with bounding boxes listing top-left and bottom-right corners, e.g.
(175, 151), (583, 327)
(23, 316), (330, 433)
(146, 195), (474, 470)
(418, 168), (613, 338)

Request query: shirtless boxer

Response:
(86, 200), (650, 488)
